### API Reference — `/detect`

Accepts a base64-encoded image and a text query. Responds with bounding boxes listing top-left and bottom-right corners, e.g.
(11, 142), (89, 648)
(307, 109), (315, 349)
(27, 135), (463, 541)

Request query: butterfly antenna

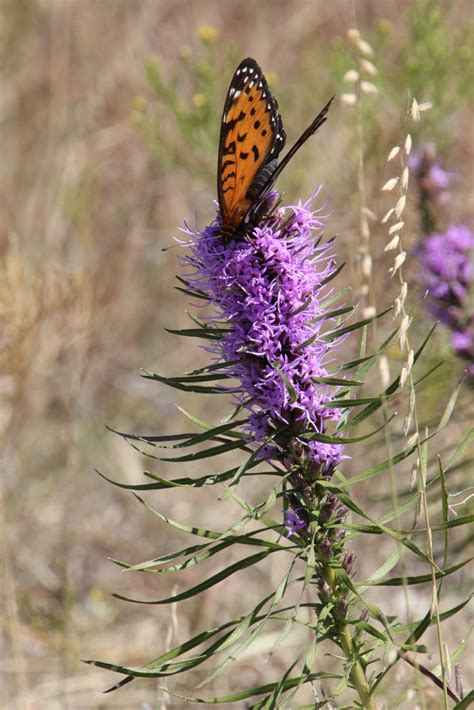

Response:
(262, 96), (335, 192)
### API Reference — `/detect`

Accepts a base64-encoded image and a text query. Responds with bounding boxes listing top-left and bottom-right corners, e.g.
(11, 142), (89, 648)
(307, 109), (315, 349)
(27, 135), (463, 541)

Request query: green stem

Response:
(323, 566), (377, 710)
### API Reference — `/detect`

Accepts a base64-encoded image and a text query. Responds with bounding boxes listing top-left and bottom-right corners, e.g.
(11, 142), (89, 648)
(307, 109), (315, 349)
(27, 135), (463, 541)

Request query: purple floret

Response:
(284, 509), (308, 537)
(409, 147), (453, 203)
(416, 225), (474, 372)
(182, 196), (346, 473)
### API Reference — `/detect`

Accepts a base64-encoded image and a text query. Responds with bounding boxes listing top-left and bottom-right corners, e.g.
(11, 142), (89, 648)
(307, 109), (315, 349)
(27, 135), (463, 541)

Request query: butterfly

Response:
(217, 57), (333, 233)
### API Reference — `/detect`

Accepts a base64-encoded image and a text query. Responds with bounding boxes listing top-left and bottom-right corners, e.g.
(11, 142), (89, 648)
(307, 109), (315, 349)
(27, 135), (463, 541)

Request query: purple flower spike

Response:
(416, 225), (474, 372)
(183, 194), (346, 472)
(409, 145), (453, 204)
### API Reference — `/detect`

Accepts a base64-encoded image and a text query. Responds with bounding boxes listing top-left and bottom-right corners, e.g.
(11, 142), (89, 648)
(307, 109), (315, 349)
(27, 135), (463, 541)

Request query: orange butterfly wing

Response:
(218, 58), (286, 230)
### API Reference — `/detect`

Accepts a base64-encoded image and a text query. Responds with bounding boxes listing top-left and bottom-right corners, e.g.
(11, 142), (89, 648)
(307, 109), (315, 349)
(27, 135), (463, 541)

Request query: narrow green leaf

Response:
(175, 275), (209, 300)
(288, 295), (313, 317)
(313, 304), (355, 322)
(334, 443), (418, 489)
(390, 595), (473, 637)
(301, 416), (390, 444)
(113, 549), (276, 605)
(324, 307), (392, 341)
(142, 371), (234, 394)
(126, 531), (289, 573)
(336, 491), (442, 571)
(454, 690), (474, 710)
(156, 672), (342, 704)
(175, 286), (210, 300)
(432, 627), (472, 678)
(445, 427), (474, 473)
(311, 375), (364, 387)
(273, 363), (298, 402)
(349, 323), (437, 428)
(326, 396), (385, 408)
(439, 456), (450, 574)
(200, 557), (298, 685)
(437, 378), (464, 431)
(159, 438), (246, 462)
(320, 287), (352, 310)
(183, 359), (239, 376)
(164, 327), (227, 340)
(369, 558), (472, 586)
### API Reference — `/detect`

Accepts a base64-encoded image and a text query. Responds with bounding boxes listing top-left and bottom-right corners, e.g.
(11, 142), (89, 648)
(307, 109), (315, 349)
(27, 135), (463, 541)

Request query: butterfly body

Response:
(217, 58), (333, 234)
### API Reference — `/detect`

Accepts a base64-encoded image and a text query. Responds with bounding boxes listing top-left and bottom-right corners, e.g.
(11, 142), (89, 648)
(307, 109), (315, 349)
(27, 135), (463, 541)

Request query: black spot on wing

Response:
(224, 110), (246, 132)
(223, 141), (236, 155)
(222, 171), (236, 186)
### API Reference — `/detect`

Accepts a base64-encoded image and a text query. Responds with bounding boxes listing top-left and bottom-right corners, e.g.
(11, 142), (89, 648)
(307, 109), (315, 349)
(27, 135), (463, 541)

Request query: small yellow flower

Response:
(192, 93), (207, 109)
(378, 19), (392, 34)
(133, 95), (147, 111)
(197, 25), (218, 44)
(89, 587), (104, 601)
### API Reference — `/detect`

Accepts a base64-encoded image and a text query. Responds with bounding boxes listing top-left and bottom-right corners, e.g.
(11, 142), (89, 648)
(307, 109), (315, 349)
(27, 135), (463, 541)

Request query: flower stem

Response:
(323, 565), (376, 709)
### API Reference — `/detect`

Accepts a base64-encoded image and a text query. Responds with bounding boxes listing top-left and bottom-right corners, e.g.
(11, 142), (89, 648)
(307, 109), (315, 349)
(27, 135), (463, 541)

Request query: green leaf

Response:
(327, 395), (387, 408)
(349, 323), (437, 428)
(288, 294), (313, 317)
(164, 327), (227, 340)
(155, 672), (342, 704)
(320, 287), (352, 310)
(389, 594), (473, 638)
(454, 690), (474, 710)
(200, 557), (299, 686)
(436, 377), (464, 431)
(159, 437), (246, 462)
(273, 363), (298, 402)
(112, 420), (246, 449)
(445, 427), (474, 473)
(155, 372), (232, 383)
(357, 548), (402, 591)
(263, 644), (312, 708)
(324, 306), (392, 341)
(432, 627), (472, 678)
(124, 531), (290, 573)
(174, 275), (210, 300)
(316, 260), (346, 288)
(183, 359), (240, 376)
(334, 442), (419, 489)
(439, 455), (450, 576)
(311, 375), (364, 387)
(142, 370), (235, 394)
(113, 549), (277, 605)
(301, 416), (391, 444)
(336, 490), (442, 572)
(369, 558), (472, 586)
(313, 304), (356, 324)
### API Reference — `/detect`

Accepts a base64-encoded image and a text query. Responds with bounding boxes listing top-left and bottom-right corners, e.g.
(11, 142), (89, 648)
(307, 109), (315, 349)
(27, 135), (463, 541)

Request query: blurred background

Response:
(1, 1), (473, 707)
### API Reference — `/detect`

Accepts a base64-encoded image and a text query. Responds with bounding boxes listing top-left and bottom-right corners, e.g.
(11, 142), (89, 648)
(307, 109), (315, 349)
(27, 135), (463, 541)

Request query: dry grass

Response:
(1, 1), (473, 708)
